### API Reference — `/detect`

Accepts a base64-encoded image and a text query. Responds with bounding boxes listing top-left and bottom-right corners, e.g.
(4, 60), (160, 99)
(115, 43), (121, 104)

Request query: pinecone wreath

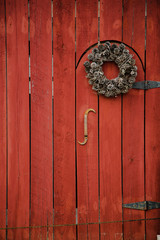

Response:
(84, 42), (137, 97)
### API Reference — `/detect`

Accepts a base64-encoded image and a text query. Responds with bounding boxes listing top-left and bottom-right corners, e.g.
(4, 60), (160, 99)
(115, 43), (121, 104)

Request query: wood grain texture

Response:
(6, 0), (29, 239)
(0, 1), (6, 239)
(30, 0), (53, 239)
(53, 0), (76, 239)
(76, 0), (98, 62)
(99, 0), (123, 238)
(123, 0), (145, 238)
(76, 0), (99, 239)
(146, 0), (160, 237)
(124, 221), (145, 240)
(100, 223), (123, 240)
(146, 219), (160, 240)
(100, 0), (122, 41)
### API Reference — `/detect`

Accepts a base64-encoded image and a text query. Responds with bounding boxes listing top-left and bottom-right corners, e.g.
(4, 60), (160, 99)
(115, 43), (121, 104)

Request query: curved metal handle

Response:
(78, 108), (96, 145)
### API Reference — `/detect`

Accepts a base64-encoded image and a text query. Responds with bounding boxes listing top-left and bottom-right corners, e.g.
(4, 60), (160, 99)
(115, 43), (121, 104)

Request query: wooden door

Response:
(0, 0), (160, 239)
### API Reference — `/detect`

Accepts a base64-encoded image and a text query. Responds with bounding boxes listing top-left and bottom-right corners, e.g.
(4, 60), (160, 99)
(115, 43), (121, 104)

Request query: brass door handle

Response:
(78, 108), (96, 145)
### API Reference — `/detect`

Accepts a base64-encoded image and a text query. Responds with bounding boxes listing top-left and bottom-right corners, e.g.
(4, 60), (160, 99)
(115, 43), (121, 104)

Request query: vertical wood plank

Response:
(6, 0), (29, 239)
(53, 0), (76, 239)
(101, 223), (123, 240)
(100, 0), (123, 238)
(0, 0), (6, 239)
(123, 0), (146, 238)
(76, 0), (99, 239)
(146, 220), (160, 239)
(76, 0), (98, 61)
(146, 0), (160, 238)
(124, 221), (145, 240)
(30, 0), (53, 239)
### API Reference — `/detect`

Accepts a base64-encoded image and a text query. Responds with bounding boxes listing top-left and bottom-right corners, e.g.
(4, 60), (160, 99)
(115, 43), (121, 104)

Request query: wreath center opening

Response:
(102, 61), (119, 80)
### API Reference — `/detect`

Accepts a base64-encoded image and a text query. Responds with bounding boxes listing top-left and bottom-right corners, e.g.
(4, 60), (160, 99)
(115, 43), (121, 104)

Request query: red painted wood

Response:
(124, 221), (145, 240)
(0, 1), (6, 239)
(30, 0), (53, 239)
(146, 220), (160, 240)
(0, 1), (159, 240)
(76, 0), (99, 239)
(100, 0), (123, 238)
(6, 0), (29, 239)
(53, 0), (76, 239)
(100, 223), (123, 240)
(146, 0), (160, 237)
(100, 0), (122, 41)
(123, 0), (145, 238)
(76, 0), (98, 62)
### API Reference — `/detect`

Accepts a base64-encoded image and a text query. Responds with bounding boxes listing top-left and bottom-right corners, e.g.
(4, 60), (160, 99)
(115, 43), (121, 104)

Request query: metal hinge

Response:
(132, 81), (160, 90)
(123, 201), (160, 211)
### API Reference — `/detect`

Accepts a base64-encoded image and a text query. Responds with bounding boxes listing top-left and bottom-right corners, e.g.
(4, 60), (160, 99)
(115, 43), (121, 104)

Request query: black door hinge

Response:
(123, 201), (160, 211)
(132, 81), (160, 90)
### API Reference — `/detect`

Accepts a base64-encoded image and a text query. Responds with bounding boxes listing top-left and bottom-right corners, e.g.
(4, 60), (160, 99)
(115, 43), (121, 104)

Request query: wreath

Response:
(84, 42), (137, 97)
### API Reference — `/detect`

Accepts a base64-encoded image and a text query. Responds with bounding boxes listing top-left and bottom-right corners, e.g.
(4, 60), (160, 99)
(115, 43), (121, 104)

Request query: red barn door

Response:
(0, 0), (160, 239)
